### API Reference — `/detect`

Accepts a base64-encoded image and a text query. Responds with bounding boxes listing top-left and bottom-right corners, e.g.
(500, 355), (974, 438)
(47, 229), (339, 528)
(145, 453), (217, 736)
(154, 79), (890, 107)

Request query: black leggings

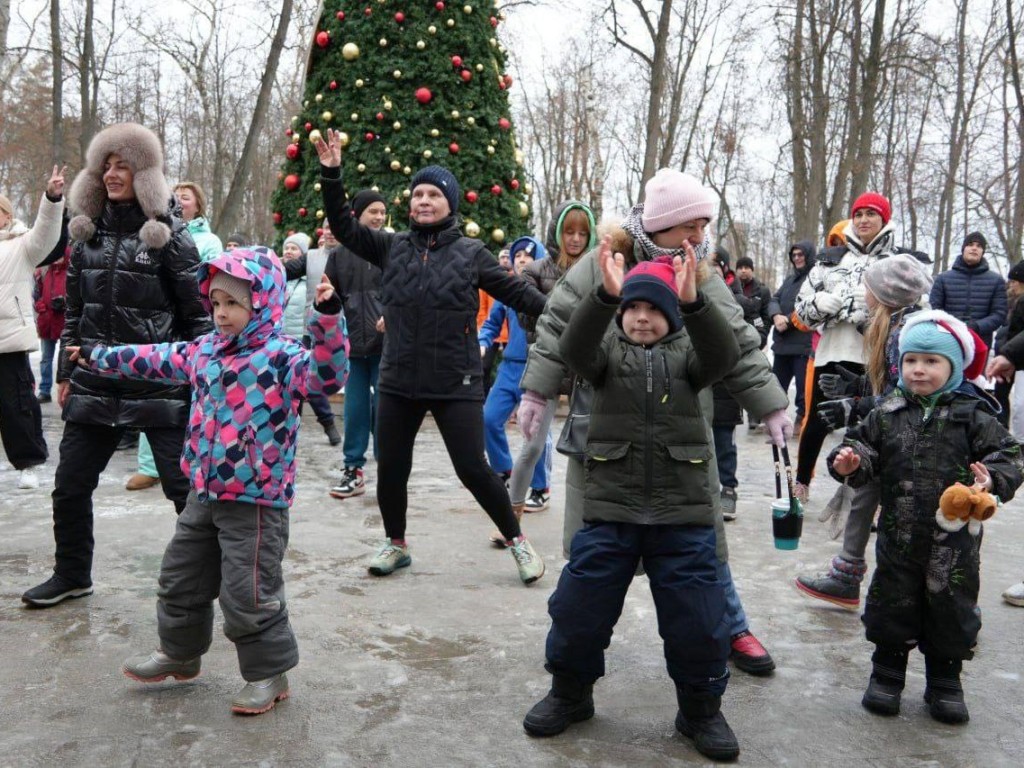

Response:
(376, 391), (522, 541)
(0, 351), (48, 470)
(796, 360), (865, 485)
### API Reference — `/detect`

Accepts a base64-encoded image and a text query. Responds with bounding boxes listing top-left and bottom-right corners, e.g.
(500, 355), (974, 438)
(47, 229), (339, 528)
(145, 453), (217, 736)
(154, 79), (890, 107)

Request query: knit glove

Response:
(817, 398), (857, 431)
(813, 291), (842, 317)
(819, 365), (863, 400)
(761, 408), (793, 447)
(819, 483), (854, 540)
(518, 390), (548, 441)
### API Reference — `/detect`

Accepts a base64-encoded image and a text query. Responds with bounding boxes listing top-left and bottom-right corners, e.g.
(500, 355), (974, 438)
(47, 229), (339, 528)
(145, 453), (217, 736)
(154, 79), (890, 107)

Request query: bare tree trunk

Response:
(217, 0), (293, 234)
(1005, 0), (1024, 261)
(849, 0), (887, 197)
(78, 0), (96, 157)
(50, 0), (63, 165)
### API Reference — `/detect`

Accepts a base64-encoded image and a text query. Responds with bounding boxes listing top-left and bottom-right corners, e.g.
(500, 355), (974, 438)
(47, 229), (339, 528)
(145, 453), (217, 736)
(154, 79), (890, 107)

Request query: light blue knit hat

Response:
(897, 310), (974, 394)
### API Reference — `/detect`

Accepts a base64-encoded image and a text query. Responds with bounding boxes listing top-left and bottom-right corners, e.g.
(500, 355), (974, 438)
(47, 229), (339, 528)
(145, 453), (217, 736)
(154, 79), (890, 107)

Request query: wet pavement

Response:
(1, 400), (1022, 767)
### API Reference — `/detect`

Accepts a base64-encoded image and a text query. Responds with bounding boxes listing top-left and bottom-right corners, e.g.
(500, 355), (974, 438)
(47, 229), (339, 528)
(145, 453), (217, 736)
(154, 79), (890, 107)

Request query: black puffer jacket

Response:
(59, 200), (210, 427)
(327, 245), (383, 357)
(321, 166), (546, 400)
(767, 240), (815, 355)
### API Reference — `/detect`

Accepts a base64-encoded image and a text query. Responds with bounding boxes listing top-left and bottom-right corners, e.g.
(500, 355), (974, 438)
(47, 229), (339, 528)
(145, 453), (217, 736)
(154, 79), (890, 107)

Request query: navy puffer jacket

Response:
(767, 240), (815, 355)
(929, 255), (1007, 347)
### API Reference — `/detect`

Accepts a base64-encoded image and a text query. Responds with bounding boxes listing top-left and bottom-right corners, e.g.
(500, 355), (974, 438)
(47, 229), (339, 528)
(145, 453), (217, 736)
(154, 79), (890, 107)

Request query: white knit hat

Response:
(641, 169), (717, 233)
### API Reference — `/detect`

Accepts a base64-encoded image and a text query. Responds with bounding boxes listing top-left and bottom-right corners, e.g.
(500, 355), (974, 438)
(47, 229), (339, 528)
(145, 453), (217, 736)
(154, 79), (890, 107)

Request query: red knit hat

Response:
(851, 192), (891, 225)
(620, 256), (682, 334)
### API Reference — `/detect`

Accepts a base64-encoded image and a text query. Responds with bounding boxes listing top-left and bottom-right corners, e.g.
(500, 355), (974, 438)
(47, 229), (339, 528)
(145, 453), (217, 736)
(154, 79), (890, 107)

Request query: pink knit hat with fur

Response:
(641, 169), (717, 233)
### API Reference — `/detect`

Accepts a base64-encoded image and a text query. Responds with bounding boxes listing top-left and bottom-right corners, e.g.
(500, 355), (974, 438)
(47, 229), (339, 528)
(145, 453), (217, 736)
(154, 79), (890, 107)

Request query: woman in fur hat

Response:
(0, 166), (66, 491)
(518, 168), (791, 687)
(22, 122), (212, 608)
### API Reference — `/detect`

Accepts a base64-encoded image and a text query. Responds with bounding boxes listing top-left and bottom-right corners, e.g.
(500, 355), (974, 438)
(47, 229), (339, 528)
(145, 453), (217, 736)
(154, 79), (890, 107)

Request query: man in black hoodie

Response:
(767, 241), (815, 436)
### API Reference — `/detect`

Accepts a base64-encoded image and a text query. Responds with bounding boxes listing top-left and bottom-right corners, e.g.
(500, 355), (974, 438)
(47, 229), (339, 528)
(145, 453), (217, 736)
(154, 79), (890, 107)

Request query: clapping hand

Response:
(313, 128), (344, 168)
(598, 234), (625, 297)
(46, 165), (68, 198)
(673, 241), (697, 304)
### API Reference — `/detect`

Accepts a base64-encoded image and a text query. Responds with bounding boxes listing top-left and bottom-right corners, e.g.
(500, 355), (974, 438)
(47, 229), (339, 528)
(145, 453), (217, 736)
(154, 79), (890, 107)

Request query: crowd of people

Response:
(1, 120), (1022, 760)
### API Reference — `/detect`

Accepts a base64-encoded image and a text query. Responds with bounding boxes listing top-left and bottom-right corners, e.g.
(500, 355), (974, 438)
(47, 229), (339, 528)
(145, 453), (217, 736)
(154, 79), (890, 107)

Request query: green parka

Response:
(561, 287), (740, 527)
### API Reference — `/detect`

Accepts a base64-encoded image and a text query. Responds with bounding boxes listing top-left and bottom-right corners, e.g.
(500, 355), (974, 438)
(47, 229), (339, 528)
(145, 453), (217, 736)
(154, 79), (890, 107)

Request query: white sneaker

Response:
(0, 459), (12, 471)
(1002, 582), (1024, 607)
(18, 470), (39, 490)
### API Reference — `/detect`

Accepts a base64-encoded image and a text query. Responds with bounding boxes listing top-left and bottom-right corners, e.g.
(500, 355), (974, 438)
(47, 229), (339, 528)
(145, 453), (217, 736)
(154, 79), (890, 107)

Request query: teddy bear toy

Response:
(936, 482), (997, 535)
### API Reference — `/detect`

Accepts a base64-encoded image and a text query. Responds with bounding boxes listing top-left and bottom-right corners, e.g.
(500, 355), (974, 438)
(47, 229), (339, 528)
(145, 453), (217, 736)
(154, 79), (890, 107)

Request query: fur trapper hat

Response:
(68, 123), (172, 249)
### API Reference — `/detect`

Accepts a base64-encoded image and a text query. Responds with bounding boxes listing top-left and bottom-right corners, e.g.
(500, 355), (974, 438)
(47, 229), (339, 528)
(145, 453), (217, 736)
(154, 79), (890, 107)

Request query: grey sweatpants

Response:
(156, 492), (299, 681)
(839, 481), (881, 564)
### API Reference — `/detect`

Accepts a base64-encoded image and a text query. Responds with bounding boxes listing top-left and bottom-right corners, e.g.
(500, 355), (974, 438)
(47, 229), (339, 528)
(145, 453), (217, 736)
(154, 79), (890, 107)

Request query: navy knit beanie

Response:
(962, 231), (987, 253)
(410, 165), (460, 214)
(620, 256), (683, 334)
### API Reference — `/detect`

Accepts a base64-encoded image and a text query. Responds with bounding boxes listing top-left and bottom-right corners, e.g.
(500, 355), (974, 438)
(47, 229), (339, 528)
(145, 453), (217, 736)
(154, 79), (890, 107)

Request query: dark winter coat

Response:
(34, 254), (70, 340)
(59, 199), (211, 427)
(929, 255), (1007, 347)
(327, 245), (383, 358)
(320, 165), (546, 401)
(733, 276), (772, 349)
(767, 240), (815, 356)
(995, 293), (1024, 353)
(829, 387), (1022, 658)
(560, 287), (739, 527)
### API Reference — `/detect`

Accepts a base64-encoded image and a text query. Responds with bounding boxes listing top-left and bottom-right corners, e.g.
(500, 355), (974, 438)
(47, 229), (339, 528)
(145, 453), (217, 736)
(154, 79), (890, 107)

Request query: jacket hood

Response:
(197, 246), (285, 347)
(545, 200), (597, 262)
(509, 235), (547, 263)
(67, 122), (172, 250)
(187, 216), (214, 236)
(789, 240), (817, 275)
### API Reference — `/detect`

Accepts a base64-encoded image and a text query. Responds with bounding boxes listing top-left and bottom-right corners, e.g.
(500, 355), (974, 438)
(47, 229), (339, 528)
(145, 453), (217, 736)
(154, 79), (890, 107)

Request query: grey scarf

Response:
(622, 204), (711, 264)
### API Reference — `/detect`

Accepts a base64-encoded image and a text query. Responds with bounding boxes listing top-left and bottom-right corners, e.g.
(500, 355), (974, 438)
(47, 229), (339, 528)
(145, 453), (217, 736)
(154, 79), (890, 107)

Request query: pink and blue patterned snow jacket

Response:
(85, 247), (349, 508)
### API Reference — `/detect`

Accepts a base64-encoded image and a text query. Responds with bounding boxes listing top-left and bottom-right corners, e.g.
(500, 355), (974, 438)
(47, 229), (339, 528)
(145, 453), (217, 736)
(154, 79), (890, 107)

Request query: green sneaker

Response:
(509, 537), (545, 584)
(368, 541), (411, 576)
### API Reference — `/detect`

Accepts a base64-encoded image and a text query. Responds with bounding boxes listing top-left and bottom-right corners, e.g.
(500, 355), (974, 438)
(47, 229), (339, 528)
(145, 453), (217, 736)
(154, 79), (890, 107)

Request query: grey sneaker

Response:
(368, 541), (411, 576)
(231, 673), (290, 715)
(720, 487), (738, 521)
(794, 573), (861, 610)
(122, 649), (201, 683)
(509, 537), (545, 584)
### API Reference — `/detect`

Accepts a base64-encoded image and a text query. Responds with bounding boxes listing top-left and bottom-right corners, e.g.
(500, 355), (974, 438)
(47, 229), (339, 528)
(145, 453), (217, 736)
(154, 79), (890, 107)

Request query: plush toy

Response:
(936, 482), (998, 535)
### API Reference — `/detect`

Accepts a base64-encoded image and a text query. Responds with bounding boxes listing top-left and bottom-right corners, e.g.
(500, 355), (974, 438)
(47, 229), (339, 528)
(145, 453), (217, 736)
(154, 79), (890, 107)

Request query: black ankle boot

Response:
(674, 690), (740, 762)
(924, 657), (969, 724)
(523, 675), (595, 737)
(862, 647), (907, 716)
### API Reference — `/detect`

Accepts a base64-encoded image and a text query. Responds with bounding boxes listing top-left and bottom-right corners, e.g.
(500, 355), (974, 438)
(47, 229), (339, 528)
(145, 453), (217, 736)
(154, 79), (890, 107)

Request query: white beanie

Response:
(641, 169), (717, 233)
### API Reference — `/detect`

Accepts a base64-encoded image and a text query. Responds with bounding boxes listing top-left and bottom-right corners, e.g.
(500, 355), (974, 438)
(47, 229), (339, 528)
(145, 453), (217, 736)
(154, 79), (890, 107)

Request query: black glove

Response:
(819, 365), (863, 400)
(313, 292), (343, 315)
(817, 398), (857, 431)
(50, 295), (67, 312)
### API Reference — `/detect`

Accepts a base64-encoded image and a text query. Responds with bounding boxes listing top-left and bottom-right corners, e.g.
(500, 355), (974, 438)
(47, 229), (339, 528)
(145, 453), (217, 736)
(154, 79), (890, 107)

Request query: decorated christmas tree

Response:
(271, 0), (531, 248)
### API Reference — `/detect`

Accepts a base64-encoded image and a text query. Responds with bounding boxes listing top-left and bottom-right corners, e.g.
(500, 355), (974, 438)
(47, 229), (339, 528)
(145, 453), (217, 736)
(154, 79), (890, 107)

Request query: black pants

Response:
(797, 361), (865, 485)
(994, 379), (1012, 428)
(772, 353), (809, 421)
(0, 352), (47, 470)
(52, 421), (190, 585)
(375, 391), (521, 541)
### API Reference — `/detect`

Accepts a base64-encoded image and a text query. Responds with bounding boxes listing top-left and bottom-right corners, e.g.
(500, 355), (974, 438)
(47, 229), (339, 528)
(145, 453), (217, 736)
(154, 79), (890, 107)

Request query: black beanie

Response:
(735, 256), (754, 270)
(410, 165), (460, 214)
(962, 231), (987, 253)
(1009, 261), (1024, 283)
(351, 189), (387, 219)
(713, 245), (731, 267)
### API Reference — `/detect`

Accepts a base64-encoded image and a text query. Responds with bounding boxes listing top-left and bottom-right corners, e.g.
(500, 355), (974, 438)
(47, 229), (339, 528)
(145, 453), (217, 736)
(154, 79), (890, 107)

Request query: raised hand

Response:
(314, 273), (335, 304)
(674, 241), (697, 304)
(832, 446), (861, 476)
(46, 165), (68, 198)
(598, 234), (625, 297)
(313, 128), (343, 168)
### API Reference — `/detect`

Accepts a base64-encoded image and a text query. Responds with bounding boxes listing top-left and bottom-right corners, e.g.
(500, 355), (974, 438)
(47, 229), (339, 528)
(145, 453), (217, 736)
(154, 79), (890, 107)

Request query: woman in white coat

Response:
(0, 166), (66, 489)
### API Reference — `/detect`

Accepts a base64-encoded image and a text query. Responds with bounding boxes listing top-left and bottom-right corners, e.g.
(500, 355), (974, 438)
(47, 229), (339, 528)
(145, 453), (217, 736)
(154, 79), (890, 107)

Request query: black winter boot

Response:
(523, 675), (595, 737)
(674, 690), (740, 762)
(924, 657), (969, 724)
(862, 646), (908, 716)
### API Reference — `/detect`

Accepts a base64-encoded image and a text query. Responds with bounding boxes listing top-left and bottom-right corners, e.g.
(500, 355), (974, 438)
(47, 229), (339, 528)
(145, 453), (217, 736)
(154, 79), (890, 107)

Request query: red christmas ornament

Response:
(298, 207), (308, 218)
(435, 1), (445, 10)
(490, 16), (498, 27)
(336, 11), (345, 21)
(365, 132), (375, 142)
(316, 227), (324, 237)
(415, 87), (433, 104)
(465, 190), (478, 203)
(315, 31), (330, 48)
(304, 122), (312, 132)
(329, 80), (338, 90)
(376, 112), (385, 121)
(273, 212), (283, 225)
(498, 82), (506, 91)
(460, 69), (472, 82)
(510, 179), (520, 190)
(283, 174), (301, 191)
(451, 55), (463, 68)
(503, 74), (513, 87)
(394, 11), (405, 22)
(285, 128), (293, 136)
(285, 143), (300, 160)
(364, 6), (372, 16)
(491, 184), (502, 196)
(498, 117), (511, 130)
(449, 142), (460, 154)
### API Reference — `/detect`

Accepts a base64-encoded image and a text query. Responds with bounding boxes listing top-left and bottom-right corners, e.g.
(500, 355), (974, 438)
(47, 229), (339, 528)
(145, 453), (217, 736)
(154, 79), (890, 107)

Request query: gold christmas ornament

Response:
(428, 25), (437, 34)
(351, 112), (360, 121)
(390, 160), (401, 171)
(430, 128), (440, 137)
(393, 197), (401, 205)
(338, 131), (350, 147)
(491, 228), (505, 243)
(403, 166), (412, 175)
(475, 63), (484, 72)
(465, 221), (481, 237)
(393, 70), (402, 79)
(303, 100), (309, 107)
(315, 93), (323, 103)
(402, 189), (411, 198)
(486, 146), (495, 155)
(342, 43), (360, 61)
(466, 116), (476, 126)
(451, 110), (460, 119)
(355, 78), (365, 88)
(423, 149), (433, 159)
(524, 183), (533, 195)
(447, 19), (455, 27)
(519, 201), (529, 217)
(393, 121), (402, 130)
(290, 115), (298, 124)
(384, 100), (393, 110)
(291, 134), (300, 144)
(309, 129), (323, 144)
(489, 38), (497, 47)
(463, 4), (473, 12)
(321, 111), (333, 122)
(314, 183), (322, 192)
(384, 146), (392, 154)
(357, 163), (367, 172)
(515, 149), (524, 164)
(416, 40), (426, 50)
(316, 209), (324, 219)
(380, 38), (388, 47)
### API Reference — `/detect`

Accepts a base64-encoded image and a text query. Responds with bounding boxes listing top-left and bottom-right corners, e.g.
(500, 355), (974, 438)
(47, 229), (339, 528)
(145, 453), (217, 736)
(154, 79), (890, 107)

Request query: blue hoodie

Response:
(478, 236), (547, 362)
